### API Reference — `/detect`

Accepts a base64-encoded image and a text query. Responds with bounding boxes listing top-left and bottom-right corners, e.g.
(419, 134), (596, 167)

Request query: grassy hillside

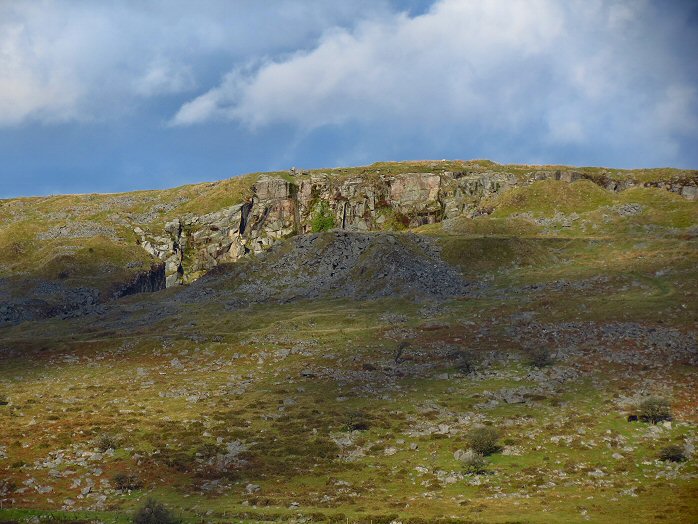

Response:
(0, 173), (261, 278)
(411, 179), (698, 240)
(0, 161), (697, 523)
(2, 161), (695, 289)
(297, 159), (697, 184)
(0, 236), (696, 522)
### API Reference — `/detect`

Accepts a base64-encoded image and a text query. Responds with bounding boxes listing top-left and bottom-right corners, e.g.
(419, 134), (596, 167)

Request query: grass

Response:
(1, 248), (696, 521)
(487, 180), (614, 217)
(0, 161), (697, 522)
(292, 159), (697, 185)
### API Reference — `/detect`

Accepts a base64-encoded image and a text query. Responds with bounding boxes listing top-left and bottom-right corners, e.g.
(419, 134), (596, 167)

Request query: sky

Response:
(0, 0), (697, 198)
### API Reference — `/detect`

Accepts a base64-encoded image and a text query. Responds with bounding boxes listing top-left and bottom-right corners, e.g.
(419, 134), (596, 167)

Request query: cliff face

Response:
(2, 159), (695, 327)
(112, 262), (166, 298)
(134, 168), (698, 286)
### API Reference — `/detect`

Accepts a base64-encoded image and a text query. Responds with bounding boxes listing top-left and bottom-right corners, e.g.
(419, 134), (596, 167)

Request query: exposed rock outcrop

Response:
(134, 167), (698, 286)
(136, 170), (516, 285)
(0, 283), (101, 325)
(112, 263), (166, 299)
(4, 161), (694, 326)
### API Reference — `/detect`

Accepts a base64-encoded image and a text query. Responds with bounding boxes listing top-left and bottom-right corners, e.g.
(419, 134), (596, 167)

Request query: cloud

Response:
(171, 0), (698, 164)
(653, 85), (697, 135)
(0, 0), (394, 126)
(0, 16), (82, 124)
(172, 0), (567, 128)
(133, 61), (196, 97)
(1, 0), (696, 169)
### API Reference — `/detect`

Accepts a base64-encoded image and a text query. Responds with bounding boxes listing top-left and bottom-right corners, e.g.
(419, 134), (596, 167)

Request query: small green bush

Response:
(346, 410), (371, 431)
(459, 450), (488, 475)
(467, 425), (501, 456)
(133, 498), (179, 524)
(0, 478), (17, 495)
(362, 514), (400, 524)
(528, 347), (554, 368)
(113, 472), (143, 491)
(379, 209), (409, 231)
(450, 349), (476, 374)
(311, 201), (335, 232)
(195, 442), (223, 459)
(95, 433), (119, 452)
(163, 450), (192, 473)
(638, 396), (672, 424)
(658, 445), (686, 462)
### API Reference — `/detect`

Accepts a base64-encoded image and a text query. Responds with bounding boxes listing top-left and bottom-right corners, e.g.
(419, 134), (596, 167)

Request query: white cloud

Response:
(607, 1), (643, 30)
(170, 0), (697, 164)
(0, 18), (83, 124)
(133, 61), (196, 97)
(171, 88), (223, 125)
(653, 85), (697, 135)
(0, 0), (695, 167)
(172, 0), (567, 128)
(0, 0), (392, 125)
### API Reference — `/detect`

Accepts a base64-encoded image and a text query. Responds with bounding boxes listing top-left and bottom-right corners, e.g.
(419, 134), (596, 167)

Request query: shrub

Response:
(638, 396), (672, 424)
(311, 201), (335, 232)
(163, 451), (191, 473)
(528, 347), (554, 368)
(0, 478), (16, 495)
(394, 341), (410, 365)
(658, 445), (686, 463)
(346, 411), (371, 431)
(450, 349), (476, 374)
(9, 241), (26, 257)
(95, 433), (119, 452)
(195, 442), (223, 460)
(380, 209), (409, 231)
(363, 514), (400, 524)
(467, 425), (501, 456)
(459, 450), (488, 475)
(113, 472), (143, 491)
(133, 498), (179, 524)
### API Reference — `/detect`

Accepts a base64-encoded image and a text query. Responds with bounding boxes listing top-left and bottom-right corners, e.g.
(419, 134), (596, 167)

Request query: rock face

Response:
(0, 282), (100, 324)
(137, 170), (520, 285)
(112, 263), (166, 299)
(134, 175), (299, 285)
(133, 168), (698, 286)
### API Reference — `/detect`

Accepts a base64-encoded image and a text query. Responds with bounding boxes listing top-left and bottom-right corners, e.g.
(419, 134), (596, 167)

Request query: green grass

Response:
(1, 269), (696, 522)
(0, 160), (697, 522)
(488, 180), (614, 217)
(295, 159), (697, 185)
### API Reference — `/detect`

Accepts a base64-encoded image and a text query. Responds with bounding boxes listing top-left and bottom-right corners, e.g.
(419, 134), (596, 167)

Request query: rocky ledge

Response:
(135, 167), (698, 286)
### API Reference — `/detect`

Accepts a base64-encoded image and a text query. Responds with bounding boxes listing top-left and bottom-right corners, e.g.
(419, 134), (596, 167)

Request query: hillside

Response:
(1, 160), (697, 324)
(0, 160), (697, 523)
